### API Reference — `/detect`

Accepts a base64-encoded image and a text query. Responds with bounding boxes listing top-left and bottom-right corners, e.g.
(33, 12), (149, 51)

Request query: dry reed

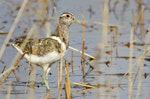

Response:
(64, 60), (71, 99)
(6, 81), (12, 99)
(81, 12), (85, 77)
(0, 0), (149, 99)
(96, 0), (109, 98)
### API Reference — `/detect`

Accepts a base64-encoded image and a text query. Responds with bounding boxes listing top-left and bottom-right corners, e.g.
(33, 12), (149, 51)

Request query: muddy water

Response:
(0, 0), (150, 99)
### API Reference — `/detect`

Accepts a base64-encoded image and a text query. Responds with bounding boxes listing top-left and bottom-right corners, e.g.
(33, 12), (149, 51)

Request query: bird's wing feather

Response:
(12, 36), (62, 56)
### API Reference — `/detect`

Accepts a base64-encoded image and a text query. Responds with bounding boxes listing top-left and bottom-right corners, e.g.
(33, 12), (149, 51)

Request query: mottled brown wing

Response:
(13, 37), (61, 56)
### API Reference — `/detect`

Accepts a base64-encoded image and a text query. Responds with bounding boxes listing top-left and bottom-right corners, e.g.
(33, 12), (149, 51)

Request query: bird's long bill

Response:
(74, 19), (89, 28)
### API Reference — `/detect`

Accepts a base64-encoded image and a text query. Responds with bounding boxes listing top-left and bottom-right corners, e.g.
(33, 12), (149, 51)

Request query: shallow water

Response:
(0, 0), (150, 99)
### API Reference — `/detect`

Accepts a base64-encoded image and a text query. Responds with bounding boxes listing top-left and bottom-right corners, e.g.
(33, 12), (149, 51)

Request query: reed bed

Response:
(0, 0), (150, 99)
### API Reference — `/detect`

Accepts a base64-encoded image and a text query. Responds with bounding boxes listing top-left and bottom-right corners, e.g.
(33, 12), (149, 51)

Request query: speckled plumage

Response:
(13, 36), (64, 56)
(11, 12), (76, 90)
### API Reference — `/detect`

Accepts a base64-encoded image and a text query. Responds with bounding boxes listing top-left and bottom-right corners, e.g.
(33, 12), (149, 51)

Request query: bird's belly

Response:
(24, 51), (65, 65)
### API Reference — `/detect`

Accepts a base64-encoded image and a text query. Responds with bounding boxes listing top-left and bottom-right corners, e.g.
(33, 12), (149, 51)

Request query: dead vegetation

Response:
(0, 0), (150, 99)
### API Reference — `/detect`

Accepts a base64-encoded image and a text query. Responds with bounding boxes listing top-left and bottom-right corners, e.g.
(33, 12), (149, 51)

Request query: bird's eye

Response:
(66, 14), (70, 18)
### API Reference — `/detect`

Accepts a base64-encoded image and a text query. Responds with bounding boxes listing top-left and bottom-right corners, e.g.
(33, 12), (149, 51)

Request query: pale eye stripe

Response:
(61, 14), (67, 17)
(61, 13), (73, 17)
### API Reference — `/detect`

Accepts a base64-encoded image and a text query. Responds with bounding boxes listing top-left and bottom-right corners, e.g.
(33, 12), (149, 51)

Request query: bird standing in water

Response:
(11, 12), (79, 90)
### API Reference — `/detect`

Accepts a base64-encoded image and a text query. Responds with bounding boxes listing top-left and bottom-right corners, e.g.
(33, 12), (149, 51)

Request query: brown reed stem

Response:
(58, 39), (63, 99)
(6, 81), (13, 99)
(64, 60), (71, 99)
(81, 12), (85, 77)
(44, 90), (52, 99)
(69, 46), (96, 60)
(81, 56), (94, 79)
(71, 51), (74, 73)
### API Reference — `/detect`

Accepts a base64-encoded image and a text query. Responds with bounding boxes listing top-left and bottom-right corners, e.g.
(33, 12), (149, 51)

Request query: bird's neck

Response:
(54, 23), (69, 48)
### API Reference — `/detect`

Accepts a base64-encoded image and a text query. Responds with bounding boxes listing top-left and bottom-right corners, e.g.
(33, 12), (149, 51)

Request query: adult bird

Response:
(11, 12), (79, 90)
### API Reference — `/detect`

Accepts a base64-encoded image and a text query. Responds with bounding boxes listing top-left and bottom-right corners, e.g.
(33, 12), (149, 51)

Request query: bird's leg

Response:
(42, 65), (51, 90)
(42, 72), (49, 90)
(46, 67), (51, 79)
